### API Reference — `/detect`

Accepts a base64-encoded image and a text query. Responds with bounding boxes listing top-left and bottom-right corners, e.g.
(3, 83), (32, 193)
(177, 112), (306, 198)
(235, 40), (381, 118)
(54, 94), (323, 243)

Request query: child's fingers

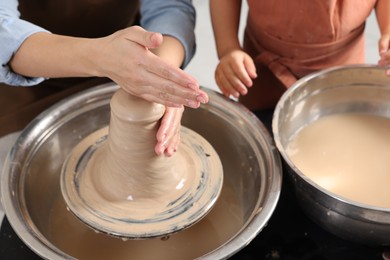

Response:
(216, 71), (239, 98)
(379, 35), (390, 55)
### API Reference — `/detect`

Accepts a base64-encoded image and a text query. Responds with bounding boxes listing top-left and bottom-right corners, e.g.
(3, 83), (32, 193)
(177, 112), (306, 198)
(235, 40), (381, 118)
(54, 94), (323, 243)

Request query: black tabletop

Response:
(1, 109), (389, 260)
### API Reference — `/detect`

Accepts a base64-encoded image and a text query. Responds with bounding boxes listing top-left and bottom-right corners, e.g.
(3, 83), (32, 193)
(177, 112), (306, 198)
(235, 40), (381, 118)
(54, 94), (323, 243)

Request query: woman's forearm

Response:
(9, 32), (99, 78)
(9, 26), (208, 108)
(10, 32), (186, 80)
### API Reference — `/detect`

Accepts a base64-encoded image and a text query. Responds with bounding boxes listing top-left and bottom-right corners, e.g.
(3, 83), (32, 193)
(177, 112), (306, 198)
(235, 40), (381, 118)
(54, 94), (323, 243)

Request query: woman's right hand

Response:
(215, 49), (257, 99)
(95, 26), (208, 108)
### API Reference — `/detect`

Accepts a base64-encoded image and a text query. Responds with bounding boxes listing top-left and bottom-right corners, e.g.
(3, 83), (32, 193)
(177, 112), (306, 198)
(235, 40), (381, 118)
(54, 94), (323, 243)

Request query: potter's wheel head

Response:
(60, 126), (223, 239)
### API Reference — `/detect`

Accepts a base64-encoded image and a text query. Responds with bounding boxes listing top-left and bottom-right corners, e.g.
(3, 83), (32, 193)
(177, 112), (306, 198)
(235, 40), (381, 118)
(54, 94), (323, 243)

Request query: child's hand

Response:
(378, 34), (390, 75)
(215, 49), (257, 99)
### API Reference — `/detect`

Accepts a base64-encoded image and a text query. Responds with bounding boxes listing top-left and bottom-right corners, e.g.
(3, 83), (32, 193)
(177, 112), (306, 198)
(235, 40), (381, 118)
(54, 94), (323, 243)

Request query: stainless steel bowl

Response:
(1, 83), (282, 259)
(273, 65), (390, 245)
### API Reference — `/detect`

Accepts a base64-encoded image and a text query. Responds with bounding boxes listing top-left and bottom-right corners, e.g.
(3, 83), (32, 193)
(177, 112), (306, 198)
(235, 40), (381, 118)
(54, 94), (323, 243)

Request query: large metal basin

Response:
(273, 65), (390, 245)
(1, 83), (281, 259)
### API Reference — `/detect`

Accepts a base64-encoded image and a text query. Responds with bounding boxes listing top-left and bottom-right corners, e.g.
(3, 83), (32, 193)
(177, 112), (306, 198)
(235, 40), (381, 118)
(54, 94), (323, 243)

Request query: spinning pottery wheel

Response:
(60, 89), (223, 239)
(1, 83), (281, 259)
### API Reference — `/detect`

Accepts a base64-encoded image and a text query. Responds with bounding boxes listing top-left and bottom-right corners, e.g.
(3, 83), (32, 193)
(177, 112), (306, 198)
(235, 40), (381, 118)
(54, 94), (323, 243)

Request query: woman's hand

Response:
(215, 49), (257, 99)
(95, 26), (208, 108)
(9, 25), (203, 156)
(155, 106), (184, 156)
(10, 26), (208, 107)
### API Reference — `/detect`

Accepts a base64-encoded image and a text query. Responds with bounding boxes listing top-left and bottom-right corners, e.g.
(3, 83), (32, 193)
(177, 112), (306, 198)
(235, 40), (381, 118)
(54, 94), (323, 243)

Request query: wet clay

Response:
(81, 90), (197, 210)
(286, 113), (390, 208)
(61, 89), (223, 237)
(48, 180), (243, 260)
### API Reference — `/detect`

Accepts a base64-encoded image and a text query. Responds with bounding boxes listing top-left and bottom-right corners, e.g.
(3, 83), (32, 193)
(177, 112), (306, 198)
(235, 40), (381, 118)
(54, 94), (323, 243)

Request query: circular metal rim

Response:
(1, 82), (282, 259)
(272, 64), (390, 214)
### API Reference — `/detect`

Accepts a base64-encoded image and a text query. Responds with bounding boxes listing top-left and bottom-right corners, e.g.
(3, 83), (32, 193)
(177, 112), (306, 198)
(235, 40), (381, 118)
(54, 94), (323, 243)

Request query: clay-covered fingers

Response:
(123, 27), (208, 107)
(139, 84), (208, 109)
(104, 26), (208, 108)
(138, 60), (209, 108)
(155, 106), (184, 156)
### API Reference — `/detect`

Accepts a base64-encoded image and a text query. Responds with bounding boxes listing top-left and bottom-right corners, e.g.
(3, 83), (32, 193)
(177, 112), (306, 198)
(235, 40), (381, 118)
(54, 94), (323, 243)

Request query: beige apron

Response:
(0, 0), (139, 137)
(240, 0), (377, 111)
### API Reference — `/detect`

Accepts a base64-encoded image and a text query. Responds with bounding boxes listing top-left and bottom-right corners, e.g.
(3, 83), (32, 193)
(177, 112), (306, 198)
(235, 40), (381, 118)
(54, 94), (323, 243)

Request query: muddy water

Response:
(286, 113), (390, 208)
(47, 179), (243, 260)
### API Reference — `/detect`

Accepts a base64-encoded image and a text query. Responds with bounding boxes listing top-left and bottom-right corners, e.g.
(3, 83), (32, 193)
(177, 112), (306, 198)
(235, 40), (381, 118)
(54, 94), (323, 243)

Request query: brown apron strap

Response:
(0, 78), (110, 137)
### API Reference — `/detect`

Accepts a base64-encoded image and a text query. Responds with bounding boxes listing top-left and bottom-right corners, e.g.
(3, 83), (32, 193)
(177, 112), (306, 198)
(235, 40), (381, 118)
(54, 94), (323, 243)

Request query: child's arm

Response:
(210, 0), (257, 98)
(376, 0), (390, 70)
(210, 0), (242, 59)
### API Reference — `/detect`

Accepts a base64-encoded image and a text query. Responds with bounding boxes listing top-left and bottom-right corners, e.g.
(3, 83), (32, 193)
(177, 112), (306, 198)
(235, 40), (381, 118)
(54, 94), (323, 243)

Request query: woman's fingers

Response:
(101, 26), (208, 108)
(123, 26), (163, 49)
(155, 106), (184, 156)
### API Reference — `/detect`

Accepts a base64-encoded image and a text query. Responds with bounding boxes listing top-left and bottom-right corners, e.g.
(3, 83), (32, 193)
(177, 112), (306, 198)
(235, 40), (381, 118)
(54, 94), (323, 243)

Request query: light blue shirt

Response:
(0, 0), (196, 86)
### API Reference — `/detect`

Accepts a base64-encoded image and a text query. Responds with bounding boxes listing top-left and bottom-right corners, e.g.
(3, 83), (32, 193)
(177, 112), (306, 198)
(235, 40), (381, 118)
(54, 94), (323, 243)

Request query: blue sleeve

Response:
(140, 0), (196, 68)
(0, 0), (48, 86)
